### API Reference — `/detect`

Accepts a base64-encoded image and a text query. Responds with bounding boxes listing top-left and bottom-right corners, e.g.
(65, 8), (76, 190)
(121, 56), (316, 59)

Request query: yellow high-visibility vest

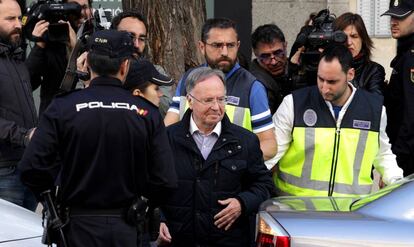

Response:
(274, 87), (382, 197)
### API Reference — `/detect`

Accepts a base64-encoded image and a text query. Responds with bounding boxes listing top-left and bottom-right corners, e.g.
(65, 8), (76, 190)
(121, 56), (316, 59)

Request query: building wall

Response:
(252, 0), (328, 55)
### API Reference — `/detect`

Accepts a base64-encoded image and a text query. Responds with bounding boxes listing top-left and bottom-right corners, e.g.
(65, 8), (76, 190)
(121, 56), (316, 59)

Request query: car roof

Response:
(260, 174), (414, 216)
(0, 199), (43, 244)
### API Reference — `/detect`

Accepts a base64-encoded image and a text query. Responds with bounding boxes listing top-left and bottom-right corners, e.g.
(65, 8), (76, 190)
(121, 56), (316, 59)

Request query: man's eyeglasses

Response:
(132, 35), (148, 43)
(188, 94), (227, 106)
(258, 49), (286, 64)
(205, 42), (237, 50)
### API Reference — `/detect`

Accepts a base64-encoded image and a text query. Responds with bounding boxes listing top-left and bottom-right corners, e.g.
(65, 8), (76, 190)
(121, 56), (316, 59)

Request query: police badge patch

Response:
(353, 120), (371, 130)
(226, 96), (240, 106)
(303, 109), (317, 126)
(411, 68), (414, 83)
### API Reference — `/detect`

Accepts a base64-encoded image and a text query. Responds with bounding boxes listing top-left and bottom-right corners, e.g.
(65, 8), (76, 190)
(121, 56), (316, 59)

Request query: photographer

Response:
(289, 9), (347, 88)
(25, 0), (93, 117)
(19, 30), (177, 247)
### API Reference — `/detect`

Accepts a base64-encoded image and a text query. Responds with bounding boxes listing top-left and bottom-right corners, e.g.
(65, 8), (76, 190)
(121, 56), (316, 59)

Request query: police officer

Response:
(382, 0), (414, 176)
(19, 30), (177, 247)
(269, 44), (403, 197)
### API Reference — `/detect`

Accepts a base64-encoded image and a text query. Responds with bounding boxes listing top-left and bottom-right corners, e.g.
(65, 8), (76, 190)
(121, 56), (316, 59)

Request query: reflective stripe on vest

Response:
(178, 96), (252, 131)
(274, 126), (379, 197)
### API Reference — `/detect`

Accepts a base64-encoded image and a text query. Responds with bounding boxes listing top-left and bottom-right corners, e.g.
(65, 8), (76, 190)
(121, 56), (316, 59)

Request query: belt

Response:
(69, 207), (126, 217)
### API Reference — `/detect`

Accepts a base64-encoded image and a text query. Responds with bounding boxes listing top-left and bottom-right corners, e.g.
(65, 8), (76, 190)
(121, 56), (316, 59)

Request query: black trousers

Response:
(60, 216), (137, 247)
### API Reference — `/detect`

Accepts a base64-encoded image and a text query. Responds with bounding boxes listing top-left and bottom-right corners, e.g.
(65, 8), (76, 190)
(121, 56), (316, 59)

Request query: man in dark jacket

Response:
(157, 67), (274, 247)
(250, 24), (293, 114)
(0, 0), (38, 211)
(382, 0), (414, 176)
(19, 30), (177, 247)
(25, 0), (93, 117)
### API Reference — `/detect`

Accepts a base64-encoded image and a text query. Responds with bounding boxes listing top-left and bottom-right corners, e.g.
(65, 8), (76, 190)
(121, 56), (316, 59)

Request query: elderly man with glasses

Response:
(250, 24), (293, 115)
(165, 18), (277, 164)
(158, 67), (274, 247)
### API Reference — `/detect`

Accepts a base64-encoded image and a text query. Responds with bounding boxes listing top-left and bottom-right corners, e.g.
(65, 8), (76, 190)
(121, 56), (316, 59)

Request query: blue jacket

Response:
(163, 109), (274, 247)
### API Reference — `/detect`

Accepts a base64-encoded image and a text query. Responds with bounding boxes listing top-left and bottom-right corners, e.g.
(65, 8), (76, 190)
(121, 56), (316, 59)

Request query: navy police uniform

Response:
(19, 30), (177, 247)
(382, 0), (414, 176)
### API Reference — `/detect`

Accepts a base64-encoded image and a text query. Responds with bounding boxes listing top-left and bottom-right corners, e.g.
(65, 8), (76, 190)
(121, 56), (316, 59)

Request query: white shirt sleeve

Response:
(264, 95), (294, 169)
(373, 106), (404, 185)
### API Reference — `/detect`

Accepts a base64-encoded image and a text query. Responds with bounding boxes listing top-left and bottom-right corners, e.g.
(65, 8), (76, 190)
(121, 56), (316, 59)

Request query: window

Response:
(358, 0), (391, 37)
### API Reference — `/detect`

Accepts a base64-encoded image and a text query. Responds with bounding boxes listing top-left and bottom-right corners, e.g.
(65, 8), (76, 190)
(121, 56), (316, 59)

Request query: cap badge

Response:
(94, 38), (108, 44)
(394, 0), (399, 7)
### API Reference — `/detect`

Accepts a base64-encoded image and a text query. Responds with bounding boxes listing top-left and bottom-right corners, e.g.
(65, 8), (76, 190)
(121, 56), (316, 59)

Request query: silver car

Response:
(256, 175), (414, 247)
(0, 199), (43, 246)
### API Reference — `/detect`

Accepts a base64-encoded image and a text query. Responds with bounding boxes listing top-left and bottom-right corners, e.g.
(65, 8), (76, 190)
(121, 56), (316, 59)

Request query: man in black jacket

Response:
(157, 67), (274, 247)
(19, 30), (177, 247)
(250, 24), (293, 114)
(0, 0), (38, 211)
(382, 0), (414, 176)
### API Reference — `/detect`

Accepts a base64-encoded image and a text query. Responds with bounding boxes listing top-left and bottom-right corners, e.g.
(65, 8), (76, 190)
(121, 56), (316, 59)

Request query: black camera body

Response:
(295, 9), (347, 72)
(22, 0), (82, 42)
(306, 10), (347, 49)
(291, 9), (347, 87)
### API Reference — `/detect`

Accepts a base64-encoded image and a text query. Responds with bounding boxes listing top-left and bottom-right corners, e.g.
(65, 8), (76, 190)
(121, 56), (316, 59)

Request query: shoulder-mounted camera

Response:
(294, 9), (347, 72)
(22, 0), (82, 43)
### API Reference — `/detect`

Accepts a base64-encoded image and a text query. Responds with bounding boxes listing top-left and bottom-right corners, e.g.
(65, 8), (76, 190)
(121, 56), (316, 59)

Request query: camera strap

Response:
(60, 21), (89, 92)
(60, 39), (83, 92)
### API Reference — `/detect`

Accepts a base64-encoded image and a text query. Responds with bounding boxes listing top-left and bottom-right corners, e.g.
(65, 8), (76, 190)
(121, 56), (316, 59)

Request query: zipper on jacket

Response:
(328, 127), (341, 196)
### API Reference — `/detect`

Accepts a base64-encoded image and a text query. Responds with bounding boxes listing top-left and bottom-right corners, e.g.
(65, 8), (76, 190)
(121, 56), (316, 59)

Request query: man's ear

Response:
(347, 67), (355, 82)
(198, 41), (206, 56)
(132, 89), (142, 97)
(186, 94), (193, 110)
(120, 59), (130, 80)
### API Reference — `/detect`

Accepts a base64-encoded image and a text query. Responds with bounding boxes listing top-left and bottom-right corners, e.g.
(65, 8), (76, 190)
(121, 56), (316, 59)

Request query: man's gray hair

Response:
(185, 67), (226, 94)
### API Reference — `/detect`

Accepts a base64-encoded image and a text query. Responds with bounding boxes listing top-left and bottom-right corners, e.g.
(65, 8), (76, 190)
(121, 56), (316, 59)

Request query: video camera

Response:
(22, 0), (82, 43)
(294, 9), (347, 72)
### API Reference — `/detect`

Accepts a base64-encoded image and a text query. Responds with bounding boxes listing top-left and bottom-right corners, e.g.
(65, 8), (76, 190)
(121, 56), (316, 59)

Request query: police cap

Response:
(88, 30), (134, 58)
(381, 0), (414, 19)
(124, 59), (174, 90)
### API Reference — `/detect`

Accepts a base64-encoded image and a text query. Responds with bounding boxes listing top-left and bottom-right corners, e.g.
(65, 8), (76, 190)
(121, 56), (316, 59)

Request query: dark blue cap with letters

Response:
(88, 30), (134, 58)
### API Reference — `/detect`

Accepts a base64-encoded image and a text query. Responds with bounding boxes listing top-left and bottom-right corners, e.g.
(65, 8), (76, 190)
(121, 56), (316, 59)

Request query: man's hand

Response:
(77, 51), (88, 72)
(32, 20), (49, 48)
(76, 51), (91, 87)
(214, 198), (242, 231)
(290, 46), (305, 65)
(157, 222), (172, 246)
(58, 20), (77, 49)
